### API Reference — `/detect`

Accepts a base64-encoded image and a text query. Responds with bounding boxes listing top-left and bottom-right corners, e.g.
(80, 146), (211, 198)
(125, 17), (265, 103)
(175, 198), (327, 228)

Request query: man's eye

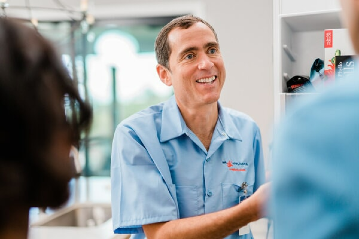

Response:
(208, 48), (217, 54)
(185, 53), (194, 60)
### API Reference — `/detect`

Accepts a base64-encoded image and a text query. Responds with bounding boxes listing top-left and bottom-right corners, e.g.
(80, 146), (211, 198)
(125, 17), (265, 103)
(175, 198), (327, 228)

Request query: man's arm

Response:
(143, 183), (269, 239)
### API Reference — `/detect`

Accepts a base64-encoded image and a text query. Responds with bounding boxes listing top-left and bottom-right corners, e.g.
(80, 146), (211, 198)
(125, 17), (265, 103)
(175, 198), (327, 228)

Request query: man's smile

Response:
(196, 75), (217, 84)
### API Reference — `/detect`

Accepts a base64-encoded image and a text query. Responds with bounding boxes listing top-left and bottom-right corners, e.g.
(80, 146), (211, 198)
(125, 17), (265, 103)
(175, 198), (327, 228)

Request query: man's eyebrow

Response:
(179, 42), (219, 57)
(179, 46), (199, 57)
(205, 42), (219, 48)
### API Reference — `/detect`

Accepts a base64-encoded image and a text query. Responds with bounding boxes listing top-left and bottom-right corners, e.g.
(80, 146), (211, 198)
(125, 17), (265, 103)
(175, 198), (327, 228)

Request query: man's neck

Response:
(177, 101), (219, 151)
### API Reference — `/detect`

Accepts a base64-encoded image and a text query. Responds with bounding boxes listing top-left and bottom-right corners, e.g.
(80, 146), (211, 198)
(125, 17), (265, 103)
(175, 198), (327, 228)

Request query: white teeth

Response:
(196, 76), (216, 83)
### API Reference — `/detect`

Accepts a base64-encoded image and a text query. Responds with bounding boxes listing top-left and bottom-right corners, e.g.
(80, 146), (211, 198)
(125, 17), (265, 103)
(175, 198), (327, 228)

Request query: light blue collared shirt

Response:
(111, 96), (265, 239)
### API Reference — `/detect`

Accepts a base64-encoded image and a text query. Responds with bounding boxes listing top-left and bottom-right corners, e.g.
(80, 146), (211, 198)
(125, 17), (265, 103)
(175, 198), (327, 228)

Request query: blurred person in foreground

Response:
(111, 15), (269, 239)
(271, 0), (359, 238)
(0, 18), (92, 239)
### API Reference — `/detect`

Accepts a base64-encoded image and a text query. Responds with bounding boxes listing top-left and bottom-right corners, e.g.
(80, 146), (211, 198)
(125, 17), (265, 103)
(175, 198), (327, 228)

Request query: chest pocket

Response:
(176, 185), (200, 218)
(221, 183), (254, 209)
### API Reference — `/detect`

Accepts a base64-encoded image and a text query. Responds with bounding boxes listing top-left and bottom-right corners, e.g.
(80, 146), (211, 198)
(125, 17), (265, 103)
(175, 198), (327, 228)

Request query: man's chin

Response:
(202, 94), (221, 105)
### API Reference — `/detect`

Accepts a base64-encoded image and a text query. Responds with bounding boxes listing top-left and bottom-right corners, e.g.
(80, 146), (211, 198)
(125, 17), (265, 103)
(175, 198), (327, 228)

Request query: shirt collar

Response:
(160, 96), (186, 142)
(160, 96), (242, 142)
(217, 101), (242, 141)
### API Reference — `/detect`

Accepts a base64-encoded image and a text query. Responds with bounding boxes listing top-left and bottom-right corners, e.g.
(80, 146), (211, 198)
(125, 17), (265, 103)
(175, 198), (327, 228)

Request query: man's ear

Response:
(156, 64), (172, 86)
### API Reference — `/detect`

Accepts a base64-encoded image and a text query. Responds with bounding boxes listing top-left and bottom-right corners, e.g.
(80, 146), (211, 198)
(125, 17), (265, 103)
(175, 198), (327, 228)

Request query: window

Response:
(38, 16), (178, 176)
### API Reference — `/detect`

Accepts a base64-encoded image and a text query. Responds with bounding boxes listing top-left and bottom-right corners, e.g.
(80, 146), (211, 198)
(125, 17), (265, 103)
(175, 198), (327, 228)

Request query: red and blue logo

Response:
(222, 160), (248, 172)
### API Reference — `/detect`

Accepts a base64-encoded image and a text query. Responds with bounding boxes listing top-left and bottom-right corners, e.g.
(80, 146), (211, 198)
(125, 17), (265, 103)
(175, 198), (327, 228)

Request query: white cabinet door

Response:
(281, 0), (340, 14)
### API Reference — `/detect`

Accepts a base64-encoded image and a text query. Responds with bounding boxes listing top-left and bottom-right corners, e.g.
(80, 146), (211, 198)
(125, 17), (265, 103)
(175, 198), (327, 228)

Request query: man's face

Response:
(340, 0), (359, 54)
(162, 22), (226, 109)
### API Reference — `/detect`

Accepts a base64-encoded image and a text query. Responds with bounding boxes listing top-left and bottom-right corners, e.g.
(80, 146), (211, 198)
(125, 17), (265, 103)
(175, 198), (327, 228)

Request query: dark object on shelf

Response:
(287, 75), (315, 93)
(310, 58), (325, 79)
(310, 58), (325, 90)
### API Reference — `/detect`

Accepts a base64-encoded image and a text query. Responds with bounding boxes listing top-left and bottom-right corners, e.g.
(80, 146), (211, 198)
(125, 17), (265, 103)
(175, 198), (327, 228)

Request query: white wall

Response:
(206, 1), (274, 165)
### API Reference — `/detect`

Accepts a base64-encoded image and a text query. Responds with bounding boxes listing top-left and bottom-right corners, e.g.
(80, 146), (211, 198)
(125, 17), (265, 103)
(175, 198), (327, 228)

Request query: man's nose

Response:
(198, 55), (214, 70)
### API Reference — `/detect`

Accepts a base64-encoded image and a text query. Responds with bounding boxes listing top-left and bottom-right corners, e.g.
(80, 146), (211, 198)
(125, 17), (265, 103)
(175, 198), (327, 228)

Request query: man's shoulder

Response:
(120, 102), (165, 127)
(221, 107), (258, 127)
(219, 106), (260, 139)
(113, 102), (167, 143)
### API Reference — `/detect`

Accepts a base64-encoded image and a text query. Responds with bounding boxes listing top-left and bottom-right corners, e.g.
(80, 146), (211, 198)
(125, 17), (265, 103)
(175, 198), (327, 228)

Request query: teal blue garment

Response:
(271, 77), (359, 239)
(111, 96), (265, 239)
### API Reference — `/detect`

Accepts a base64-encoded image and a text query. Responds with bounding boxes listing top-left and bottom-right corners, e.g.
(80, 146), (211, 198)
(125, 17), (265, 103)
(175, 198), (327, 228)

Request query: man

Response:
(271, 0), (359, 238)
(111, 15), (268, 239)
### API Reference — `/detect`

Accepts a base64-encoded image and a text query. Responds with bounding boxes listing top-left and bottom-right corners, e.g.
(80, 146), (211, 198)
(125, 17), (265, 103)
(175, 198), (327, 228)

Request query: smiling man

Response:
(111, 15), (268, 239)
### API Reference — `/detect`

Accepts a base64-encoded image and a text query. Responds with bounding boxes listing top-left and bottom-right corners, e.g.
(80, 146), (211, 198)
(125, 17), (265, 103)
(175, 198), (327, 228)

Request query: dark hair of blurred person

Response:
(0, 17), (92, 239)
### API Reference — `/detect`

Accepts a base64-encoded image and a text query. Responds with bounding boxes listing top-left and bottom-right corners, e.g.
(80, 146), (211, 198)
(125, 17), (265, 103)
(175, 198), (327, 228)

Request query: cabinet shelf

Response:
(279, 93), (318, 116)
(274, 1), (343, 120)
(281, 10), (342, 32)
(279, 10), (345, 94)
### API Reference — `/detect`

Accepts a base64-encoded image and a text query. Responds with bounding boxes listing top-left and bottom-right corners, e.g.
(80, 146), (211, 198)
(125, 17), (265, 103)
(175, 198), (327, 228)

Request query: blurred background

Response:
(0, 0), (273, 177)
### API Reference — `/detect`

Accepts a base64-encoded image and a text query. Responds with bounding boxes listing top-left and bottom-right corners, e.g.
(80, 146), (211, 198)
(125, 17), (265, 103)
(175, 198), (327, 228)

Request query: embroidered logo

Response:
(222, 160), (248, 172)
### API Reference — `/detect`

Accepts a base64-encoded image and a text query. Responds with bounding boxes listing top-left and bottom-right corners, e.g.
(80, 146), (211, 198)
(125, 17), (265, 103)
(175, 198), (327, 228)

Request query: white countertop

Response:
(27, 177), (271, 239)
(28, 177), (128, 239)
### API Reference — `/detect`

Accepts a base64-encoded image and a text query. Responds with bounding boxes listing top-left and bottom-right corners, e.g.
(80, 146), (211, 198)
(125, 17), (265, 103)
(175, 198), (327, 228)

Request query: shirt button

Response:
(207, 191), (213, 197)
(205, 157), (210, 162)
(221, 132), (226, 136)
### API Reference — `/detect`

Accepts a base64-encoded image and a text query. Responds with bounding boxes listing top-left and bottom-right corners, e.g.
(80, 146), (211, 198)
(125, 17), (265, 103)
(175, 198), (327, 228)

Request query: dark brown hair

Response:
(155, 15), (218, 70)
(0, 17), (92, 224)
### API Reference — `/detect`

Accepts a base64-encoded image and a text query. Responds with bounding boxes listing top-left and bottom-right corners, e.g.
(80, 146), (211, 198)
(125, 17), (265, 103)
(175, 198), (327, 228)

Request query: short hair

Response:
(155, 15), (218, 70)
(0, 17), (92, 223)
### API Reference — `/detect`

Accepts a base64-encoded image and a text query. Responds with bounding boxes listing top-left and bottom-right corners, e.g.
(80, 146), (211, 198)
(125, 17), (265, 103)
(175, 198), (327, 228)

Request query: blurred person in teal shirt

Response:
(271, 0), (359, 238)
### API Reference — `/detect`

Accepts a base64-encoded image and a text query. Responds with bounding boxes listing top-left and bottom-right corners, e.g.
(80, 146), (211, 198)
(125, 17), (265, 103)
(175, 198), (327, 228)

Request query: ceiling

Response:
(1, 0), (190, 22)
(1, 0), (154, 21)
(1, 0), (198, 27)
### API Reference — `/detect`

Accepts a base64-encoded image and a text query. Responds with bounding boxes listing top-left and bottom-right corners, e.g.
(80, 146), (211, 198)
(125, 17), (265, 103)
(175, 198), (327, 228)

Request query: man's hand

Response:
(245, 182), (271, 220)
(143, 182), (271, 239)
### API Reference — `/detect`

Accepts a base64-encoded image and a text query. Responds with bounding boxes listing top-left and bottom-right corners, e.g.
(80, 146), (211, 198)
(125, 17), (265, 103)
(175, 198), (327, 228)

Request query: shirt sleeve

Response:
(111, 124), (178, 234)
